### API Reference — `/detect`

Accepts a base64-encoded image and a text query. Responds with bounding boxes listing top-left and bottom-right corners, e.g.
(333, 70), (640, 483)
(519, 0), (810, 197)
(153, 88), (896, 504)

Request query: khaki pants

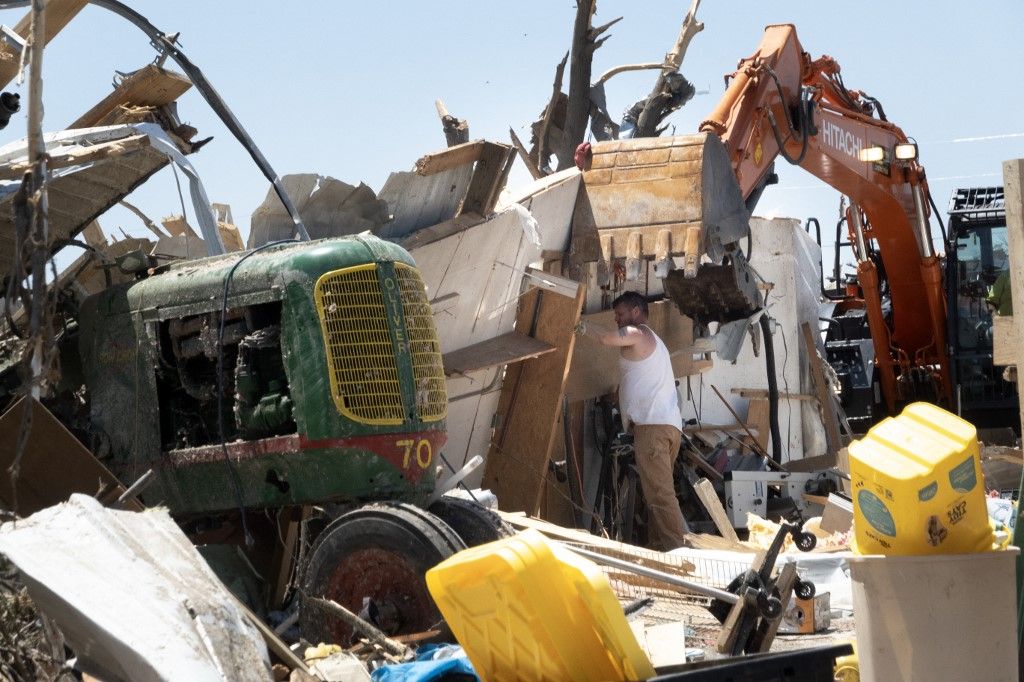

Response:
(633, 423), (687, 550)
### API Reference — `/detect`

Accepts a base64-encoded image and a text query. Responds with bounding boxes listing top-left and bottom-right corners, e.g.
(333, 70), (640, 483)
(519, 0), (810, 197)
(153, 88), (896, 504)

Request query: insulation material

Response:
(682, 217), (825, 463)
(0, 494), (271, 682)
(247, 174), (389, 247)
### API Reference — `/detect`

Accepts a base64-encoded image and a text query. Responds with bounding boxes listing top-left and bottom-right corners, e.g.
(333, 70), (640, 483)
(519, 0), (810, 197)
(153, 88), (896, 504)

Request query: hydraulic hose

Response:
(759, 314), (783, 464)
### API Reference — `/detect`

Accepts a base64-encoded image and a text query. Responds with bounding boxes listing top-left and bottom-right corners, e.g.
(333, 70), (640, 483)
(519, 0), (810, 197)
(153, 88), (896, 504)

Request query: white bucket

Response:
(849, 549), (1019, 681)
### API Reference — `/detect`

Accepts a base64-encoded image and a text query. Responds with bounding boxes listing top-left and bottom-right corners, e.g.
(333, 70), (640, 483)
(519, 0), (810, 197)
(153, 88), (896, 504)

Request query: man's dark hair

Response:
(612, 291), (648, 316)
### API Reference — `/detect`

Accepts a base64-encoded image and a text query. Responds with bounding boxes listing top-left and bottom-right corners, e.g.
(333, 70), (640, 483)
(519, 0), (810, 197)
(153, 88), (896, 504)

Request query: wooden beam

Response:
(413, 140), (485, 176)
(0, 134), (150, 180)
(0, 0), (88, 90)
(1004, 159), (1024, 441)
(442, 331), (556, 376)
(693, 478), (739, 544)
(745, 397), (770, 452)
(70, 64), (192, 129)
(730, 387), (818, 402)
(482, 283), (585, 515)
(802, 322), (842, 456)
(497, 511), (696, 575)
(459, 141), (514, 217)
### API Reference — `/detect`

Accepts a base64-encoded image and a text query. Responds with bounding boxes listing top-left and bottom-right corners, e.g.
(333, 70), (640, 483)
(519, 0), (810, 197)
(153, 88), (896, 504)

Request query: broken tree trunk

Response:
(631, 0), (704, 138)
(532, 51), (568, 175)
(557, 3), (621, 171)
(435, 99), (469, 147)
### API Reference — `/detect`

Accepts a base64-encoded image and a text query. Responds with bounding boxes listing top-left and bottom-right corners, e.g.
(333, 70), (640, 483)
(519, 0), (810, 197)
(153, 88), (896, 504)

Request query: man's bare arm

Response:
(581, 321), (645, 347)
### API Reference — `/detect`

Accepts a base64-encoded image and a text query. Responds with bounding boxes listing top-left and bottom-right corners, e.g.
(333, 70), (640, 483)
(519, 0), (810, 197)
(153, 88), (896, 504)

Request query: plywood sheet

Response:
(0, 398), (138, 516)
(565, 299), (697, 401)
(482, 283), (585, 515)
(442, 331), (555, 376)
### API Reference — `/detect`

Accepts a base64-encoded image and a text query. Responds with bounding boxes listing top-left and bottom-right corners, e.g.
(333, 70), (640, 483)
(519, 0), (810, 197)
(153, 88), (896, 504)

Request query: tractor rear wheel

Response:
(299, 502), (465, 645)
(428, 496), (513, 547)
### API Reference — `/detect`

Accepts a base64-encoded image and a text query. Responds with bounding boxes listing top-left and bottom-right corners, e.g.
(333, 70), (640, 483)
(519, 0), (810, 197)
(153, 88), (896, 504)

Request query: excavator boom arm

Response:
(700, 23), (950, 411)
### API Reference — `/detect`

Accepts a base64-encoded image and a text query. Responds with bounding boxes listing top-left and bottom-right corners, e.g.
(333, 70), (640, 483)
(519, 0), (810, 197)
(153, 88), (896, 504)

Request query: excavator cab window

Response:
(946, 186), (1016, 426)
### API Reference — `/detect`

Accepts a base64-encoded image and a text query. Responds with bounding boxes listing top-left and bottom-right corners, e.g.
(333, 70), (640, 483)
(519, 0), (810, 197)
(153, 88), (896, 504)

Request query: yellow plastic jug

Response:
(849, 402), (994, 555)
(425, 529), (655, 682)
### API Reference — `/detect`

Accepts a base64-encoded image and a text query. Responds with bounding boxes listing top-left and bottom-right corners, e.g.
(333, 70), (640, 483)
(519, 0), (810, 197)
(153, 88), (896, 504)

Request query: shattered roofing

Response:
(0, 123), (189, 292)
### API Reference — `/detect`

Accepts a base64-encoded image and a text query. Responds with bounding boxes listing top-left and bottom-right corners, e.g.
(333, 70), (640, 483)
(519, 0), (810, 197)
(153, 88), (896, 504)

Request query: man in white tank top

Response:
(581, 291), (688, 550)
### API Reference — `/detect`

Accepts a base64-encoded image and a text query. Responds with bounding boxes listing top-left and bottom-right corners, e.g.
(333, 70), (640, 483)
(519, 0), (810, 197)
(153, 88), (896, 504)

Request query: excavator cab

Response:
(945, 187), (1019, 431)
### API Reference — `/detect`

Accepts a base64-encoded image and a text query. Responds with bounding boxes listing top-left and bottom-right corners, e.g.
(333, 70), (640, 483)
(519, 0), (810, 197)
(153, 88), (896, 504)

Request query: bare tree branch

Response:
(535, 50), (568, 174)
(632, 0), (704, 138)
(509, 127), (542, 180)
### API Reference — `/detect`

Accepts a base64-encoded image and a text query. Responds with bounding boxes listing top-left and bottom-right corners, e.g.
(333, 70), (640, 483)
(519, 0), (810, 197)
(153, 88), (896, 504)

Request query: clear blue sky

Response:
(3, 0), (1022, 263)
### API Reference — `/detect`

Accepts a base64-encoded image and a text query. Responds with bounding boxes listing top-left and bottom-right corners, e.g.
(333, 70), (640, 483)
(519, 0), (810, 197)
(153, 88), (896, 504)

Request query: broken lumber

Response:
(442, 331), (556, 376)
(497, 511), (695, 575)
(483, 281), (585, 516)
(0, 134), (150, 180)
(70, 64), (192, 129)
(459, 141), (515, 217)
(0, 0), (88, 90)
(414, 140), (486, 176)
(693, 478), (739, 545)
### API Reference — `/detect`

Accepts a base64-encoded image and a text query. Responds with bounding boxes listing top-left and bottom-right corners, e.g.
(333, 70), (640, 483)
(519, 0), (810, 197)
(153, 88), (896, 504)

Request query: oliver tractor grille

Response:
(394, 264), (448, 421)
(315, 263), (447, 425)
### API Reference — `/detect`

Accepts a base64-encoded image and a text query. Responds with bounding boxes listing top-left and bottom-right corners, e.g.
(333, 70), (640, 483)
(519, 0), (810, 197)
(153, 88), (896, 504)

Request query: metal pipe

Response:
(427, 455), (482, 505)
(565, 545), (738, 604)
(849, 204), (867, 262)
(912, 184), (936, 258)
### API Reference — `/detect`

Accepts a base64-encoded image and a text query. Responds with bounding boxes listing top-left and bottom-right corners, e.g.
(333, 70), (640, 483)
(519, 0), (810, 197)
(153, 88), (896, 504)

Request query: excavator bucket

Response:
(576, 133), (759, 324)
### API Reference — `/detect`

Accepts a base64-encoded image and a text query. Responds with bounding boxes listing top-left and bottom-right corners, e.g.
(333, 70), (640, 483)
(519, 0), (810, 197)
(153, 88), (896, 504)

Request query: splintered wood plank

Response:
(0, 134), (150, 180)
(414, 140), (485, 175)
(482, 283), (585, 515)
(745, 397), (770, 452)
(693, 478), (739, 544)
(0, 0), (89, 89)
(442, 331), (555, 376)
(497, 511), (695, 575)
(460, 141), (514, 217)
(70, 64), (192, 129)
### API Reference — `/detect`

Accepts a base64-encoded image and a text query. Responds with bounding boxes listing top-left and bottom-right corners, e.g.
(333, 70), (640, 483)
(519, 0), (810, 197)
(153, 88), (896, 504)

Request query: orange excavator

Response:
(696, 23), (950, 416)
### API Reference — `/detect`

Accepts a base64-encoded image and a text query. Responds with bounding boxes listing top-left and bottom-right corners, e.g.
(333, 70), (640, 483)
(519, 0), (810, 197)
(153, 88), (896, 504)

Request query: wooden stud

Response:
(693, 478), (740, 544)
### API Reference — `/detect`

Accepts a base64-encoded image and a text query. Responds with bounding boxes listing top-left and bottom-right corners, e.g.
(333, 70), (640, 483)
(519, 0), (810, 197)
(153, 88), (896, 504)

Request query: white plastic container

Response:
(849, 549), (1019, 681)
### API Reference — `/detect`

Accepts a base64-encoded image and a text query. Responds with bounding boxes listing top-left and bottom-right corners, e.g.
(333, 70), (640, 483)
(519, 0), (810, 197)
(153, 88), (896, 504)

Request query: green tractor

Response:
(35, 233), (508, 644)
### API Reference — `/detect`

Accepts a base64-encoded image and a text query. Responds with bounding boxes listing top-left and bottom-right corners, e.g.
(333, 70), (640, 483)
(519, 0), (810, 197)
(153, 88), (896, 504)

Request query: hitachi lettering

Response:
(821, 119), (863, 159)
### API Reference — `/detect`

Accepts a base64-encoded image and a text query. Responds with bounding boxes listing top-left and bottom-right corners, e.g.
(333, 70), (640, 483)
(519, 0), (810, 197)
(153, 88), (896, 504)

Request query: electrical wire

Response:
(216, 239), (297, 547)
